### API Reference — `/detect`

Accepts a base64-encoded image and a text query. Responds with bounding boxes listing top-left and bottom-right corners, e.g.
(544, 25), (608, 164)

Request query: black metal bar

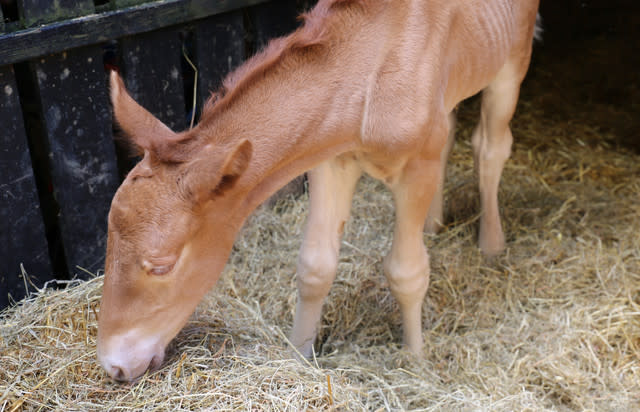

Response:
(0, 0), (269, 66)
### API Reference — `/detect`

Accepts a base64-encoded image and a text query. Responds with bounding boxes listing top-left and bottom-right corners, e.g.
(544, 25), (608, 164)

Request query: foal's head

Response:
(97, 72), (252, 381)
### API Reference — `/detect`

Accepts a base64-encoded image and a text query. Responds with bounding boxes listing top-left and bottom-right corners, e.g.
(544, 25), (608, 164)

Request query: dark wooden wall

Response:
(0, 0), (310, 308)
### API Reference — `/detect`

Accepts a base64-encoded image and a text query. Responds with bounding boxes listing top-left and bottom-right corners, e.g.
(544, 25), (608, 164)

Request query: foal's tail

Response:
(533, 12), (543, 42)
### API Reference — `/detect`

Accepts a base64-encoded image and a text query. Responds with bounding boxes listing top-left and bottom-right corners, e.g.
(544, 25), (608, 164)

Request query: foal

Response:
(98, 0), (540, 381)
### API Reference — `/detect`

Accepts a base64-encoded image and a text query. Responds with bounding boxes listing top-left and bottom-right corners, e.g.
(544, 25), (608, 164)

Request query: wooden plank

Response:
(120, 28), (187, 131)
(0, 0), (270, 66)
(17, 0), (95, 27)
(32, 47), (120, 277)
(248, 0), (300, 49)
(193, 11), (245, 115)
(0, 65), (53, 308)
(112, 0), (152, 8)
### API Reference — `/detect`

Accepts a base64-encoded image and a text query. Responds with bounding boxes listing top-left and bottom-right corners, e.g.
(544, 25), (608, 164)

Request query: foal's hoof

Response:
(424, 216), (444, 234)
(479, 233), (505, 257)
(286, 345), (314, 365)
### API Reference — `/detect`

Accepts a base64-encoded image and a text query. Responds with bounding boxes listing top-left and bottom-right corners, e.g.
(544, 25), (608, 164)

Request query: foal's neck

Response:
(197, 41), (372, 216)
(236, 65), (362, 213)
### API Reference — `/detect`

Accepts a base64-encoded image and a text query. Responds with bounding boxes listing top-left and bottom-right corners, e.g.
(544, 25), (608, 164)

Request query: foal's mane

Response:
(200, 0), (366, 121)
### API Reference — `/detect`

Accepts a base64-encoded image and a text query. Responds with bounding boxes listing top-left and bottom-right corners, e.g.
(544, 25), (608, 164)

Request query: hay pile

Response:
(2, 42), (640, 411)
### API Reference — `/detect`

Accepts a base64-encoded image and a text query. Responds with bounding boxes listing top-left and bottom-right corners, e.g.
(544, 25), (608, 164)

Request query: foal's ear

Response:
(184, 139), (253, 204)
(212, 139), (253, 197)
(110, 71), (183, 162)
(222, 139), (252, 180)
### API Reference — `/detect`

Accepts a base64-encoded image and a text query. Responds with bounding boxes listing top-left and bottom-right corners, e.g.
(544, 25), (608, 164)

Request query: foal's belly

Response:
(349, 151), (410, 187)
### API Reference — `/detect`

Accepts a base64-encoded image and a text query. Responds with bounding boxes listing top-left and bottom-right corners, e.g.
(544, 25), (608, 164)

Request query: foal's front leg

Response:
(385, 155), (443, 353)
(289, 156), (361, 358)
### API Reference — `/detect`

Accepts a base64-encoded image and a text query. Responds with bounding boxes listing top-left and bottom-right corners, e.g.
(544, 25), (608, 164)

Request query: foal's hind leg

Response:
(472, 57), (531, 256)
(425, 112), (456, 234)
(290, 156), (361, 358)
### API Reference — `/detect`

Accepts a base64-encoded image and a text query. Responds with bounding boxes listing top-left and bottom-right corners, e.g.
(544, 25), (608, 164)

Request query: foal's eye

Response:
(149, 265), (174, 276)
(142, 259), (175, 276)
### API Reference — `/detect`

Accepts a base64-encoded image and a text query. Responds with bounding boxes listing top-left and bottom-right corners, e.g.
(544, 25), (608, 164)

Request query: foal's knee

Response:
(383, 252), (430, 303)
(296, 247), (338, 301)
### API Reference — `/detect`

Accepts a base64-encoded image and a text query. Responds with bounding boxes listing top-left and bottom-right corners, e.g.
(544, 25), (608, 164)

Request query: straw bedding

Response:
(2, 40), (639, 411)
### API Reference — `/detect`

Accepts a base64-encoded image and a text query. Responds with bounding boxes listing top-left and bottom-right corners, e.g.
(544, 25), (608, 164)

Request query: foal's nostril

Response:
(108, 365), (127, 382)
(149, 355), (161, 371)
(99, 342), (165, 381)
